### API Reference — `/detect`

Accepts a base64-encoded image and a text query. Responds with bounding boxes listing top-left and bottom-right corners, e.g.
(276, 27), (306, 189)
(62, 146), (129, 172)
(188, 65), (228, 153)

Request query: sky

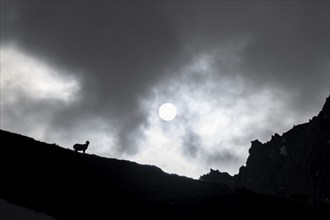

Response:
(1, 1), (329, 179)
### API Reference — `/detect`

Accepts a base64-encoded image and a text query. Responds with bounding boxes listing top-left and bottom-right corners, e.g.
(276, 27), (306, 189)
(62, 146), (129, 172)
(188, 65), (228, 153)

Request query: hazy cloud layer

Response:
(1, 1), (329, 178)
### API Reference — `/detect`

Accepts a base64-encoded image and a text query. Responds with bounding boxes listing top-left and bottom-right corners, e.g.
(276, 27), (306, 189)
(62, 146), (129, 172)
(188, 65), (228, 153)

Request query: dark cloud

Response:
(181, 128), (200, 158)
(168, 1), (329, 112)
(2, 1), (185, 154)
(1, 94), (63, 136)
(181, 128), (240, 170)
(205, 150), (241, 170)
(238, 3), (329, 107)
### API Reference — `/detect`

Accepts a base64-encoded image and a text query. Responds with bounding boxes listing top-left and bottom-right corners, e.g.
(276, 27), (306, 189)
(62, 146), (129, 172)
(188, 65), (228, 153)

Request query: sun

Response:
(159, 103), (177, 121)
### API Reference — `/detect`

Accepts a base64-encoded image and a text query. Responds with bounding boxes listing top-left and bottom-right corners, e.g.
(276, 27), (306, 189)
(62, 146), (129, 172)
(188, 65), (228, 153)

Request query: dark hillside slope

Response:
(0, 130), (327, 219)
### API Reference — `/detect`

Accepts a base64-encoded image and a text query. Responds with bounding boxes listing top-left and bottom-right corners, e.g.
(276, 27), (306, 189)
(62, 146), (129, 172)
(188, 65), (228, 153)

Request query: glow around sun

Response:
(159, 103), (177, 121)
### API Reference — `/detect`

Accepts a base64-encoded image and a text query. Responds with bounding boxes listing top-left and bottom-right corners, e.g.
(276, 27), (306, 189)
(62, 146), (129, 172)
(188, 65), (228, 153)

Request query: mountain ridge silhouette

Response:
(1, 96), (329, 218)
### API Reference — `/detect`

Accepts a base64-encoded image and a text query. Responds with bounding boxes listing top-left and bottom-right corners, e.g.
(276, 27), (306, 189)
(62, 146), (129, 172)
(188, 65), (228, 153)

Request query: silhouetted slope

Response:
(0, 198), (55, 220)
(0, 130), (327, 219)
(201, 96), (330, 208)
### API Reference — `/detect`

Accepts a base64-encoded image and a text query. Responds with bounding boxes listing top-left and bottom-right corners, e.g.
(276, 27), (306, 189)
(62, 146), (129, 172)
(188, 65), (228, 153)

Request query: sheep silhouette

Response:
(73, 141), (89, 153)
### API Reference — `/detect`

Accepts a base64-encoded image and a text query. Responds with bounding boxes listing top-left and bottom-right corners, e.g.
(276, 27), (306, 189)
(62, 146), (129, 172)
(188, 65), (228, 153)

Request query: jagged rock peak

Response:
(319, 95), (330, 118)
(199, 169), (233, 184)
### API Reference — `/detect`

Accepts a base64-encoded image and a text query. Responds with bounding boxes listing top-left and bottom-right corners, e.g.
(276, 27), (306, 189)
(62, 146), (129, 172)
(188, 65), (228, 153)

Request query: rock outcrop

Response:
(200, 169), (234, 185)
(201, 96), (330, 206)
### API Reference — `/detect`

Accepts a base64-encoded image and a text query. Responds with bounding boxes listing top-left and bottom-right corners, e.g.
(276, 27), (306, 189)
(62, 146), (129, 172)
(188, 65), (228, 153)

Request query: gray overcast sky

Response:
(1, 1), (329, 178)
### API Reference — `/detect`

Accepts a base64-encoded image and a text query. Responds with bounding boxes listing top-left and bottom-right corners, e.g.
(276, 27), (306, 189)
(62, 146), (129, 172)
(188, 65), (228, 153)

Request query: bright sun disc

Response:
(159, 103), (177, 121)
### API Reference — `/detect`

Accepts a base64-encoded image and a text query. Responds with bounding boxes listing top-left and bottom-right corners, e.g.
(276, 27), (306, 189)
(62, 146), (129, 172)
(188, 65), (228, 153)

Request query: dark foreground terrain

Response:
(0, 129), (328, 219)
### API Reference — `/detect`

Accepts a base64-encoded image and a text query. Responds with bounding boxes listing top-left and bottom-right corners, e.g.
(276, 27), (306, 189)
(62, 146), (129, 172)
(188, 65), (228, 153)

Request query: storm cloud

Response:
(2, 1), (184, 153)
(1, 1), (329, 178)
